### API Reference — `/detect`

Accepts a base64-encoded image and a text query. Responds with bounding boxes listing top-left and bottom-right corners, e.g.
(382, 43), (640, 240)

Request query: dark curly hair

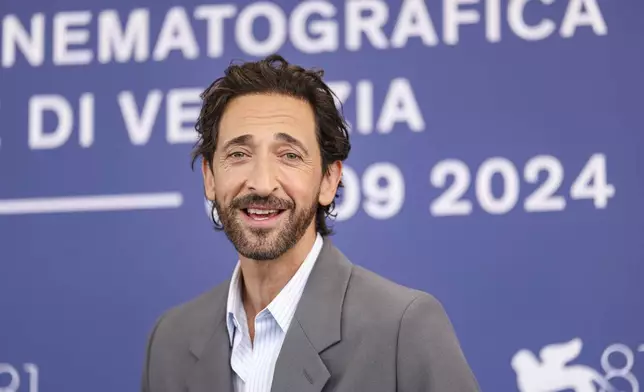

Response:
(191, 54), (351, 236)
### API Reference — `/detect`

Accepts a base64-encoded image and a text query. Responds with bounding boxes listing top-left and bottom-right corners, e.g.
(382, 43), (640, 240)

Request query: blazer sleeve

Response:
(396, 293), (481, 392)
(141, 313), (166, 392)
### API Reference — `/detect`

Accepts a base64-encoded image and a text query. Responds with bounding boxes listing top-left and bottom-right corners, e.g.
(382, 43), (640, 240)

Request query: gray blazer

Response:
(141, 239), (480, 392)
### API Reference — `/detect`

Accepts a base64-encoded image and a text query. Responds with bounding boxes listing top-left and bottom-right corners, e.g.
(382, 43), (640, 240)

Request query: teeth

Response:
(247, 209), (277, 215)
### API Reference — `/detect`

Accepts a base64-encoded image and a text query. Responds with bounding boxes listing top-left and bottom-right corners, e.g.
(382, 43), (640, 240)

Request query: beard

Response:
(213, 192), (318, 261)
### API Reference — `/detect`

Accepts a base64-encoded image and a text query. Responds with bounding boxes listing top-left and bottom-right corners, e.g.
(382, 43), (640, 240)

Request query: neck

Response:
(239, 226), (317, 318)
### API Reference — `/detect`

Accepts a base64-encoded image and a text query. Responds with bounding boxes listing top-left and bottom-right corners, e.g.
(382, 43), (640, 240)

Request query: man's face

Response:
(202, 93), (341, 261)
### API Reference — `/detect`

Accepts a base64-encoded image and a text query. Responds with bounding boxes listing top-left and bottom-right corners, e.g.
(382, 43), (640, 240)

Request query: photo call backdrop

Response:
(1, 0), (642, 390)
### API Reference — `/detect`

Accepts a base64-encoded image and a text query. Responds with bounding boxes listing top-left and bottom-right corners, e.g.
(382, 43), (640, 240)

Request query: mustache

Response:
(230, 194), (294, 210)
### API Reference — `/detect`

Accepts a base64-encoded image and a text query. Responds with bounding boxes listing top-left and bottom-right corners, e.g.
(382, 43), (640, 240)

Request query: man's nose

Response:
(246, 158), (279, 196)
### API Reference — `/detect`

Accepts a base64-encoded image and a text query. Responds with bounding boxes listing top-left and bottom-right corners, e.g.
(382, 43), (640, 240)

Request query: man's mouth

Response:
(242, 208), (285, 221)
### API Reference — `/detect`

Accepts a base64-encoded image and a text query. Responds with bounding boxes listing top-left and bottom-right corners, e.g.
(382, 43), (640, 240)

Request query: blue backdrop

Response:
(1, 0), (643, 390)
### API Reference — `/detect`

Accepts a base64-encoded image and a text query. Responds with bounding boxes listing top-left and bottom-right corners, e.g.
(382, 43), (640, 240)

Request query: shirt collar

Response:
(225, 233), (324, 346)
(225, 261), (245, 346)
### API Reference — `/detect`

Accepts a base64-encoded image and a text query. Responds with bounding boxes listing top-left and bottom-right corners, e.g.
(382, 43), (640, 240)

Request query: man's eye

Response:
(229, 152), (246, 159)
(284, 153), (300, 160)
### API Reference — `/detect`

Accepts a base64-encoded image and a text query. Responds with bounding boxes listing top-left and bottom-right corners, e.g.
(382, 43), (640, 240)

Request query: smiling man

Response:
(140, 54), (480, 392)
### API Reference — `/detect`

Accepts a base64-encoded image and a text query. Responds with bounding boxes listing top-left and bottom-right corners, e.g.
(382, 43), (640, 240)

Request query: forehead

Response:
(218, 93), (317, 146)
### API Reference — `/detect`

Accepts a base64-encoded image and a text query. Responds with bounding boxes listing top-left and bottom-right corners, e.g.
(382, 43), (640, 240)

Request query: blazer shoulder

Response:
(346, 264), (439, 322)
(151, 280), (230, 347)
(352, 264), (431, 299)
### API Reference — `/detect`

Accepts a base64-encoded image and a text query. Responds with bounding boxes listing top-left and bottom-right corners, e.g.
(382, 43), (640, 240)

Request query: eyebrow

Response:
(274, 132), (309, 156)
(221, 134), (253, 151)
(221, 133), (309, 156)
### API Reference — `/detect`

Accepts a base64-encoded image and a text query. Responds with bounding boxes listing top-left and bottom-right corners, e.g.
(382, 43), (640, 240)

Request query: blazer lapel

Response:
(270, 239), (353, 392)
(186, 283), (234, 392)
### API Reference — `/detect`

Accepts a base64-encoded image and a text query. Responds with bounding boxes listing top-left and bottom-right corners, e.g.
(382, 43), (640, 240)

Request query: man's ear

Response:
(202, 158), (216, 201)
(318, 161), (343, 207)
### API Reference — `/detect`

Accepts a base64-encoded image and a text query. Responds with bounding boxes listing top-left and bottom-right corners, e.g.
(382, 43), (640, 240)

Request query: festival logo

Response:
(511, 337), (643, 392)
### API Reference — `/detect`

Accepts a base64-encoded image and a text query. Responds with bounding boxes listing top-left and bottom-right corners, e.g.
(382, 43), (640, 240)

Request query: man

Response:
(141, 54), (480, 392)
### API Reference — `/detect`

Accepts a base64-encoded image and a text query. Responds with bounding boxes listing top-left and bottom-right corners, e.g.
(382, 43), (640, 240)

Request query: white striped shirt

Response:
(225, 234), (323, 392)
